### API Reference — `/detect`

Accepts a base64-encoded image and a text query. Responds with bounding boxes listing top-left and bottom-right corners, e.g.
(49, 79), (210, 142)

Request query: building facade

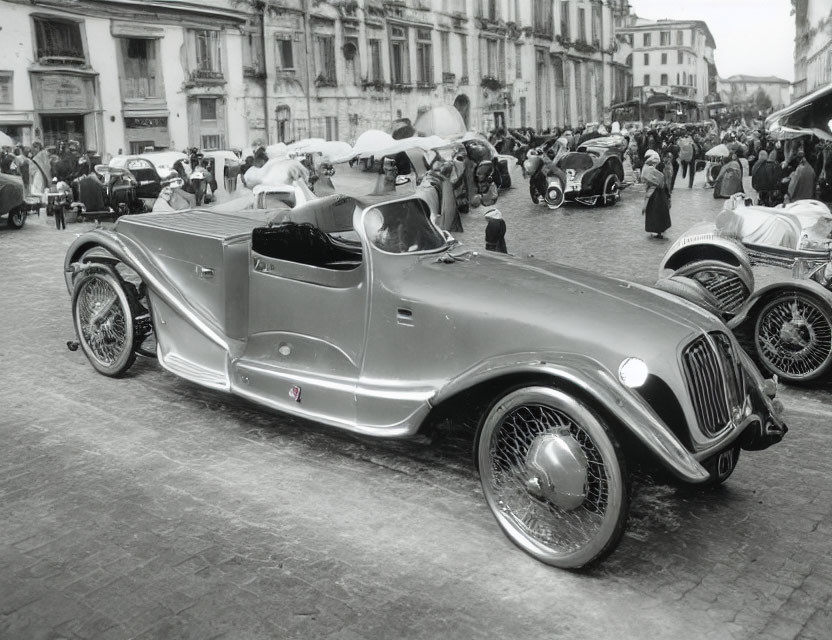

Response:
(617, 17), (717, 122)
(717, 75), (791, 114)
(0, 0), (635, 155)
(0, 0), (260, 156)
(793, 0), (832, 99)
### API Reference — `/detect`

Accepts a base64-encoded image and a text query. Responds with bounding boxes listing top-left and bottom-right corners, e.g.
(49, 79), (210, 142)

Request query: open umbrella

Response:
(706, 143), (730, 160)
(0, 131), (15, 148)
(331, 130), (395, 163)
(414, 106), (467, 138)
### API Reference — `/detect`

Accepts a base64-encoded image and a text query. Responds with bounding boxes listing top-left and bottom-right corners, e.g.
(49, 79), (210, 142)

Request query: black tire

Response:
(753, 291), (832, 383)
(6, 206), (27, 229)
(599, 173), (619, 207)
(475, 386), (630, 568)
(72, 271), (137, 377)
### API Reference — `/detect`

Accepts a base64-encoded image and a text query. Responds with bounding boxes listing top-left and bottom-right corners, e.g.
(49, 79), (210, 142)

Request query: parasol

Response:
(414, 105), (467, 137)
(287, 139), (352, 159)
(330, 129), (395, 163)
(0, 131), (15, 148)
(706, 144), (730, 159)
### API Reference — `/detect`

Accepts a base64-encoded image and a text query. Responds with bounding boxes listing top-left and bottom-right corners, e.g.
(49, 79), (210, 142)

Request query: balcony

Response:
(190, 69), (224, 81)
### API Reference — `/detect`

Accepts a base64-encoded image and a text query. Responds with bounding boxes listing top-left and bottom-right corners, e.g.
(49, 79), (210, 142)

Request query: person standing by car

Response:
(785, 151), (817, 203)
(484, 208), (507, 253)
(642, 150), (671, 240)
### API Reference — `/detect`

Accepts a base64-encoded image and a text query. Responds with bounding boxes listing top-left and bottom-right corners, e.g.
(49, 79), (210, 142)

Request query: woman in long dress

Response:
(642, 150), (671, 239)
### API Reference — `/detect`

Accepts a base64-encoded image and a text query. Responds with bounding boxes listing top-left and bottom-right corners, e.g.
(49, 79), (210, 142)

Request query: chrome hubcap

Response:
(758, 298), (832, 378)
(524, 433), (588, 510)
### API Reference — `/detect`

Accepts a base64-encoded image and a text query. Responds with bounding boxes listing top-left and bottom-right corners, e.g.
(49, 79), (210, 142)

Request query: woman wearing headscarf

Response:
(642, 150), (671, 239)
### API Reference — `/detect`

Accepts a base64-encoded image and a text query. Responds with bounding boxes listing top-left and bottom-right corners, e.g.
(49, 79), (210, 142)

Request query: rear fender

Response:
(64, 229), (232, 353)
(434, 352), (711, 483)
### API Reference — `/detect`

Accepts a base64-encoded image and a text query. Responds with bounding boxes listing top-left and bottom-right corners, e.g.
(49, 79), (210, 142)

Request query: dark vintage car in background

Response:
(525, 135), (628, 209)
(0, 173), (28, 229)
(657, 200), (832, 384)
(64, 193), (786, 569)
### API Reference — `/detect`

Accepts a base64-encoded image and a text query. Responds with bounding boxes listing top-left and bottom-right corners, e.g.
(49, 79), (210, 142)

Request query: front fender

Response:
(727, 278), (832, 329)
(434, 352), (711, 484)
(63, 228), (232, 352)
(659, 227), (749, 277)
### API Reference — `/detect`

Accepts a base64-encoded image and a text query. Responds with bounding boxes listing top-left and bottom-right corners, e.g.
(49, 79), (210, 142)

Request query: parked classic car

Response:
(656, 199), (832, 383)
(64, 193), (786, 568)
(525, 136), (628, 209)
(0, 173), (28, 229)
(109, 151), (191, 201)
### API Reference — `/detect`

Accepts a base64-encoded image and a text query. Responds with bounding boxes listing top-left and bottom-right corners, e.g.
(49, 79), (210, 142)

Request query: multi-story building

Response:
(717, 75), (791, 114)
(0, 0), (636, 154)
(618, 16), (717, 122)
(793, 0), (832, 99)
(0, 0), (260, 155)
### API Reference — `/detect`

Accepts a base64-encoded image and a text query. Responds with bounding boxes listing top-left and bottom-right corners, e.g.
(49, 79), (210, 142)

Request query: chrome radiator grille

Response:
(681, 332), (745, 436)
(691, 270), (749, 313)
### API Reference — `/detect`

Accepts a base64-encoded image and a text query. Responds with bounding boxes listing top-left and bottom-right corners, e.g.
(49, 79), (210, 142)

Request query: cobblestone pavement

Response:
(0, 164), (830, 640)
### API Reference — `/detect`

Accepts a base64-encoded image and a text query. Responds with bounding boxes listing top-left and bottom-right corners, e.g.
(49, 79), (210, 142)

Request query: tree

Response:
(753, 87), (772, 112)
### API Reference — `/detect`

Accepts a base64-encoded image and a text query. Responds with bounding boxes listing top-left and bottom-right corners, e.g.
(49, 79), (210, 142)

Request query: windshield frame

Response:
(359, 195), (452, 257)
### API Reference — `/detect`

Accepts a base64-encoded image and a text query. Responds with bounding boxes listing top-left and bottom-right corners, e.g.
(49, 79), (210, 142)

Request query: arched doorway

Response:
(453, 94), (470, 128)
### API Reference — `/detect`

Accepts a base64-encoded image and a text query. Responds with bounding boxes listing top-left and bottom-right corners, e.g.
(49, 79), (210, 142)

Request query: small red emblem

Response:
(289, 385), (302, 402)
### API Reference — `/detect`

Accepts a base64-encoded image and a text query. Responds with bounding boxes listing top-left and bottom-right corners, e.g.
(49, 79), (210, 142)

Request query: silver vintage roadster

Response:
(64, 193), (786, 568)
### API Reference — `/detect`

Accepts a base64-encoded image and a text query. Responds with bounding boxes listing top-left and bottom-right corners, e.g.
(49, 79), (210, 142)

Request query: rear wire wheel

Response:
(600, 173), (619, 207)
(72, 271), (136, 377)
(476, 386), (629, 568)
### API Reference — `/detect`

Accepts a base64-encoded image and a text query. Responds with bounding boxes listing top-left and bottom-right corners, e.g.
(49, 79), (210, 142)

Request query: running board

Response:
(160, 352), (229, 390)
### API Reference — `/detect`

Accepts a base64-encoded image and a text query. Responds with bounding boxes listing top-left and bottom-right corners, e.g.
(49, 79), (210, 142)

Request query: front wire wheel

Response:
(754, 292), (832, 383)
(476, 387), (629, 569)
(72, 271), (137, 377)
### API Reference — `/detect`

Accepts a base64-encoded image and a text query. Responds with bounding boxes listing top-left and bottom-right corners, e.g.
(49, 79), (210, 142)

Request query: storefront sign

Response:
(125, 117), (168, 128)
(31, 74), (96, 112)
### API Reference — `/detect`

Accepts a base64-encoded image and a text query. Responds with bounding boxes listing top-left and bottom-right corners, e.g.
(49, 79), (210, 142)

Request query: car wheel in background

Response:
(6, 206), (27, 229)
(753, 291), (832, 383)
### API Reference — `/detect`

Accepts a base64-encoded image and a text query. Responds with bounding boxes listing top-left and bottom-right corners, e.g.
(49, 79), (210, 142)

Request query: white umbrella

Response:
(706, 143), (730, 159)
(0, 131), (15, 147)
(288, 139), (352, 159)
(331, 129), (395, 163)
(414, 105), (467, 137)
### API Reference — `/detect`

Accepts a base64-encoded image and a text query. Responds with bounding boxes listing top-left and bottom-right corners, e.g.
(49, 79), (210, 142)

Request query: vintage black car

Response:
(526, 136), (628, 209)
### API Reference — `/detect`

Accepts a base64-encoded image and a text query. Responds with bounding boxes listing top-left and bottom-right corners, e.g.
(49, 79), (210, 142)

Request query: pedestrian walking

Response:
(678, 134), (696, 188)
(642, 150), (671, 239)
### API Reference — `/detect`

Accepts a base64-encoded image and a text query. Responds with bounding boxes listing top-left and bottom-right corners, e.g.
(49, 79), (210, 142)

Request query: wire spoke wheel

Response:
(72, 272), (136, 377)
(477, 387), (628, 568)
(754, 293), (832, 382)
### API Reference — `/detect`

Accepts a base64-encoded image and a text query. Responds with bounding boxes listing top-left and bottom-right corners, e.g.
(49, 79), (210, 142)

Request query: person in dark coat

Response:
(642, 150), (671, 239)
(786, 151), (817, 203)
(751, 150), (784, 206)
(713, 154), (744, 198)
(484, 208), (507, 253)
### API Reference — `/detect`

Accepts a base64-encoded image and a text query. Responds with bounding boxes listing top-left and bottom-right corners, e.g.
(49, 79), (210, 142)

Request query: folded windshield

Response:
(364, 198), (446, 253)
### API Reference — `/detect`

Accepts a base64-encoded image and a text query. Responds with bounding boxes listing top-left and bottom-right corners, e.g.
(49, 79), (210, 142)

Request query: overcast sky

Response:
(627, 0), (796, 81)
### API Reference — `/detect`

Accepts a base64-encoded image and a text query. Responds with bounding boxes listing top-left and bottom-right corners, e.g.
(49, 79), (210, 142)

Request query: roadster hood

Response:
(399, 250), (725, 368)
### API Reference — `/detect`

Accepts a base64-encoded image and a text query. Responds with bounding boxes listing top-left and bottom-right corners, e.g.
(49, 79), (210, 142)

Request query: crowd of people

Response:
(484, 118), (832, 241)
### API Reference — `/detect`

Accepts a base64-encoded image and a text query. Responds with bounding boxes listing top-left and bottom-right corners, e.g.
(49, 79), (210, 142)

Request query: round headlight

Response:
(619, 357), (649, 388)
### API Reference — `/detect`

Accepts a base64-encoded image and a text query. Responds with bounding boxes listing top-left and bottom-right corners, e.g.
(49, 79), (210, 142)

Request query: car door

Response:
(231, 223), (367, 427)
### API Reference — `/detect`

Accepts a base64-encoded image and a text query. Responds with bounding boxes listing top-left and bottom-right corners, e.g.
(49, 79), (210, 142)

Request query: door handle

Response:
(197, 266), (214, 279)
(396, 308), (414, 326)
